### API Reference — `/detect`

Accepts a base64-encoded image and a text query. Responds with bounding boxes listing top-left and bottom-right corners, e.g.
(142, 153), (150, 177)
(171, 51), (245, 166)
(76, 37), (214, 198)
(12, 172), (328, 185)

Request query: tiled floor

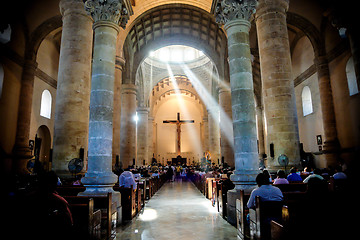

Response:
(116, 180), (237, 240)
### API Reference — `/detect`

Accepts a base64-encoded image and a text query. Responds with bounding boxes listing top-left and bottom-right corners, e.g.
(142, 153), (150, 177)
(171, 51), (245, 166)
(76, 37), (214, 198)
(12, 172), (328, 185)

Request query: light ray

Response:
(179, 63), (234, 150)
(166, 64), (203, 158)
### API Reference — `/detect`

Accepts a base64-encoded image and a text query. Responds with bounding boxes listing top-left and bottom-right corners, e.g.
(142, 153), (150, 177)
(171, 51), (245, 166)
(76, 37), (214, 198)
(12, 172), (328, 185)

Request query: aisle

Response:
(116, 180), (237, 240)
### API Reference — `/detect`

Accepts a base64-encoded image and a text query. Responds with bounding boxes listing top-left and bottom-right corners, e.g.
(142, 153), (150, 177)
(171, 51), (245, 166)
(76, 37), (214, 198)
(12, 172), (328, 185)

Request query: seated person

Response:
(119, 170), (137, 190)
(247, 173), (283, 209)
(303, 168), (324, 183)
(287, 167), (303, 182)
(132, 170), (141, 181)
(219, 172), (235, 190)
(273, 170), (289, 185)
(333, 165), (347, 180)
(152, 170), (160, 178)
(262, 169), (272, 183)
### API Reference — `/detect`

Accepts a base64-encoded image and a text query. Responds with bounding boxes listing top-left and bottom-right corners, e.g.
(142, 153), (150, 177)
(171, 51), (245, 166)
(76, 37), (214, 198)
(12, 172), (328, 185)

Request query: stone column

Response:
(148, 117), (154, 162)
(80, 0), (132, 198)
(137, 107), (149, 166)
(256, 105), (266, 165)
(314, 56), (339, 166)
(208, 107), (221, 164)
(120, 84), (137, 168)
(53, 0), (93, 177)
(255, 0), (300, 169)
(201, 116), (209, 153)
(112, 56), (125, 167)
(212, 0), (259, 226)
(218, 86), (234, 167)
(12, 59), (38, 174)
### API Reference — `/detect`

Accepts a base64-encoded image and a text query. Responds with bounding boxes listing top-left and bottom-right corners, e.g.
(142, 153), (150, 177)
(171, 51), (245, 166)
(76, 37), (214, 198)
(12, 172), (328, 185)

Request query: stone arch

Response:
(26, 15), (62, 61)
(35, 125), (52, 171)
(150, 75), (207, 117)
(286, 12), (324, 57)
(122, 4), (228, 86)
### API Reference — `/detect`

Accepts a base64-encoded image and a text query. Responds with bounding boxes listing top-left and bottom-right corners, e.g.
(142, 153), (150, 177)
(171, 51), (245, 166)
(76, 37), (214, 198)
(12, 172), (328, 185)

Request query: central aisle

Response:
(116, 180), (237, 240)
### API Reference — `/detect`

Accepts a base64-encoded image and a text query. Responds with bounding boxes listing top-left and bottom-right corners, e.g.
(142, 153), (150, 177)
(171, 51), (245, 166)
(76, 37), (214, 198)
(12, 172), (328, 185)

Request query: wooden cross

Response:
(163, 112), (195, 156)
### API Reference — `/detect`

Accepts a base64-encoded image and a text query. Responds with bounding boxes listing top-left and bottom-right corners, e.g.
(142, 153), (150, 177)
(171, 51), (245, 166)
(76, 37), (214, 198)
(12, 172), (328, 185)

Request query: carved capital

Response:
(84, 0), (133, 28)
(211, 0), (257, 25)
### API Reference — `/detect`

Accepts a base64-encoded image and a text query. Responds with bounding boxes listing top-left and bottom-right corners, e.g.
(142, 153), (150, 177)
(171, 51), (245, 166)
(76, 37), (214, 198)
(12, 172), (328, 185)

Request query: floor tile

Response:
(115, 180), (237, 239)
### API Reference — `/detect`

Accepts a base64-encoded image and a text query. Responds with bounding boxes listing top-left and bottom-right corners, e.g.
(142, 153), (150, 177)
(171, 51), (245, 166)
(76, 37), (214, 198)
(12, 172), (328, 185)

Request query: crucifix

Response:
(163, 112), (195, 156)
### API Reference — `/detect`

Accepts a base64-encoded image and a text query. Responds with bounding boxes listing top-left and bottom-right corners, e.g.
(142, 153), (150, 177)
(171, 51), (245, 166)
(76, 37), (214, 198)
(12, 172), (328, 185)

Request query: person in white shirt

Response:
(303, 168), (324, 183)
(247, 173), (283, 209)
(119, 170), (137, 190)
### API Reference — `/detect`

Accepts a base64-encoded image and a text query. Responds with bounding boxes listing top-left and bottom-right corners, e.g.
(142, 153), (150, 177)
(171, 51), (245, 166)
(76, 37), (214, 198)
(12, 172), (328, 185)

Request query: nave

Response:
(116, 180), (237, 240)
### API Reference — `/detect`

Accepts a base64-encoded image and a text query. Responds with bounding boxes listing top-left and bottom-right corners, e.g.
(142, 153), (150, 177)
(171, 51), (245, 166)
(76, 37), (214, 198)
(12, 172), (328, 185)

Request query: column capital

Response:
(211, 0), (258, 25)
(121, 83), (137, 94)
(84, 0), (133, 28)
(115, 55), (125, 67)
(137, 107), (149, 113)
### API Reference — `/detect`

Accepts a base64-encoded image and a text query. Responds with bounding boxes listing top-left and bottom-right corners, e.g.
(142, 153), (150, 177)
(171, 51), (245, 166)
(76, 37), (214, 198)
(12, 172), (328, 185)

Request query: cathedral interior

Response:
(0, 0), (359, 239)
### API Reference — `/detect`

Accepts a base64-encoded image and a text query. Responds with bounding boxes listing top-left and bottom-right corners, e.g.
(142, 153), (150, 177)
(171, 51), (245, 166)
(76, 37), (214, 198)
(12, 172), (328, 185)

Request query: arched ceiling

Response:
(122, 3), (228, 85)
(150, 75), (205, 117)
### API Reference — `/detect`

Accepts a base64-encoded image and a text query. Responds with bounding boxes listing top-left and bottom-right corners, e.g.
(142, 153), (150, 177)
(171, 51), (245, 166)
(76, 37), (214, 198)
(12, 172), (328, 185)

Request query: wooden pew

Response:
(136, 183), (142, 213)
(211, 179), (219, 207)
(236, 190), (251, 240)
(64, 196), (101, 239)
(145, 178), (152, 200)
(217, 180), (234, 219)
(114, 186), (136, 221)
(206, 177), (215, 199)
(138, 180), (146, 207)
(64, 192), (117, 239)
(249, 196), (283, 240)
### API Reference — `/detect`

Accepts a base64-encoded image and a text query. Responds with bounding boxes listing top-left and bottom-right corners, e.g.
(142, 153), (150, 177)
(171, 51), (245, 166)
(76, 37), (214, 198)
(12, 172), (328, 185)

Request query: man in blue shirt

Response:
(247, 172), (283, 209)
(287, 167), (303, 182)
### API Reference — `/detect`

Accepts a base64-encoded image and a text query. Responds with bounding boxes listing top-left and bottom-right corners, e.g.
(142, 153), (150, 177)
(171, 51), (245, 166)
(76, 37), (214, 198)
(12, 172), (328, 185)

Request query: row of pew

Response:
(56, 174), (167, 239)
(236, 177), (350, 240)
(192, 174), (350, 240)
(192, 175), (232, 219)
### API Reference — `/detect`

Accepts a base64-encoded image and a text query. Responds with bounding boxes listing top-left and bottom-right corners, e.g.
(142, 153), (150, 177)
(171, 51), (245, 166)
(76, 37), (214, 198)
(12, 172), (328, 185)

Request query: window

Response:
(302, 86), (313, 116)
(149, 45), (204, 63)
(346, 57), (359, 96)
(40, 90), (52, 119)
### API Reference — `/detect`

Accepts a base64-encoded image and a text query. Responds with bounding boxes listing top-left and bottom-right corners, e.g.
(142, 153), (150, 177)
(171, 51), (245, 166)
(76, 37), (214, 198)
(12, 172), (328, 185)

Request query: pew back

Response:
(249, 196), (283, 240)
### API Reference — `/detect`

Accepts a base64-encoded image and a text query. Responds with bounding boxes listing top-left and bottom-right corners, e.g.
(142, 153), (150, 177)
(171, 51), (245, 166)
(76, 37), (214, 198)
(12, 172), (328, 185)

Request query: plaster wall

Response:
(293, 36), (324, 167)
(30, 34), (59, 156)
(329, 52), (360, 163)
(154, 95), (203, 164)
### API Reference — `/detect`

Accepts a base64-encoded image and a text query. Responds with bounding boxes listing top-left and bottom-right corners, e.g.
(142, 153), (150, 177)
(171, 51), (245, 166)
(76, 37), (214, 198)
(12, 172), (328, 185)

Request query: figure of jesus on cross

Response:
(163, 112), (194, 156)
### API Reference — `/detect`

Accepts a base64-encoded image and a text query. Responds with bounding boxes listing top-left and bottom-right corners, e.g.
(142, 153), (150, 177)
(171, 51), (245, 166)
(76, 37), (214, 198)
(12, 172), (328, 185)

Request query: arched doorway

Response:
(34, 125), (52, 171)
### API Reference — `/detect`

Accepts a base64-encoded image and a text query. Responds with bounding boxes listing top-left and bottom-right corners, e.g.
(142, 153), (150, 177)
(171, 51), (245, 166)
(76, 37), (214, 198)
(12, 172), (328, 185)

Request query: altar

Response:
(172, 155), (187, 165)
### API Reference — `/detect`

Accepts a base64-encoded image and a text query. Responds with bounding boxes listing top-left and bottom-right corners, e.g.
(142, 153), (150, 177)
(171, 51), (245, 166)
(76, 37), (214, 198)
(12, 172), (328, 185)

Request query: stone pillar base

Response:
(79, 171), (120, 207)
(78, 187), (121, 224)
(231, 170), (258, 190)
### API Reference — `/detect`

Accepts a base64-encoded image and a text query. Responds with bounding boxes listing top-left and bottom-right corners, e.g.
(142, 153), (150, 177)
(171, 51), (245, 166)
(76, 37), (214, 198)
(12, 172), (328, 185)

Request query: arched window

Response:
(302, 86), (313, 116)
(346, 56), (359, 96)
(40, 90), (52, 119)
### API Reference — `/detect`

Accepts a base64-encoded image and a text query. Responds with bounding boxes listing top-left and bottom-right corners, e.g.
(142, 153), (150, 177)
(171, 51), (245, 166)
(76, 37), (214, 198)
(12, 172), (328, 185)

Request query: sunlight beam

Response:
(179, 63), (234, 150)
(166, 64), (203, 158)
